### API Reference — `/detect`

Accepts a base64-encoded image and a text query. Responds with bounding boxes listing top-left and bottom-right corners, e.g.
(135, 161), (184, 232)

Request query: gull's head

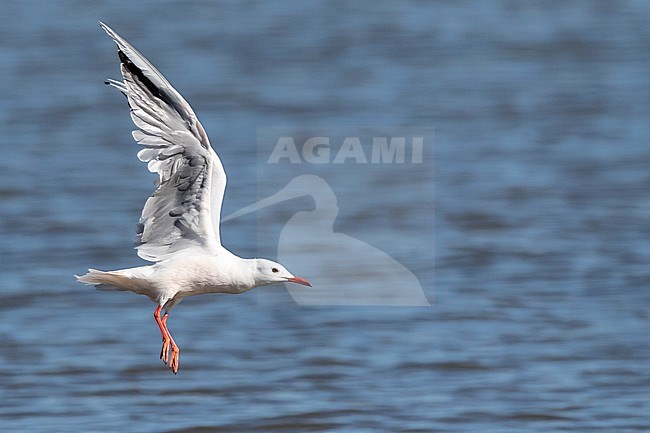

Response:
(253, 258), (311, 287)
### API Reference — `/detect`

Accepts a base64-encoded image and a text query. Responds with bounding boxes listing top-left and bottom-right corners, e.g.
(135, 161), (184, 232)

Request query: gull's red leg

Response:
(161, 313), (180, 374)
(154, 305), (171, 365)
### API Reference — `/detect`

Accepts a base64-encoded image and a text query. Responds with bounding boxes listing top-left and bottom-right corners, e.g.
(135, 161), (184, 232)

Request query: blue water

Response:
(1, 1), (649, 431)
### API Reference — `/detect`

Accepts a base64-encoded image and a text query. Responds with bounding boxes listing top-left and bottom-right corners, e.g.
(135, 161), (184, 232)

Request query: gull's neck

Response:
(216, 251), (258, 291)
(234, 256), (271, 289)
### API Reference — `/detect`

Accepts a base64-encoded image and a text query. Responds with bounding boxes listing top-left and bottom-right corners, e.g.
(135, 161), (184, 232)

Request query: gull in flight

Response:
(77, 22), (311, 374)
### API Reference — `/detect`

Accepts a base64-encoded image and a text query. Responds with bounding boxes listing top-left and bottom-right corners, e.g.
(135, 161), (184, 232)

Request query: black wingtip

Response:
(117, 49), (177, 110)
(117, 49), (129, 65)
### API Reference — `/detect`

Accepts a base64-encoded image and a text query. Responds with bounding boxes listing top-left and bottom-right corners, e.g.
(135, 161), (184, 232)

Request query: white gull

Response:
(77, 22), (311, 374)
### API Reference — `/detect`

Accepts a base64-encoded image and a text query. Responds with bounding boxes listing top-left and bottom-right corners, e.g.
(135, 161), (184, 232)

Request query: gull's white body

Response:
(83, 250), (258, 308)
(77, 22), (309, 373)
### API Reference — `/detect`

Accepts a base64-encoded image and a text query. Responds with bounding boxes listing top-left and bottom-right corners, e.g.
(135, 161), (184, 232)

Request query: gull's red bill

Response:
(287, 276), (312, 287)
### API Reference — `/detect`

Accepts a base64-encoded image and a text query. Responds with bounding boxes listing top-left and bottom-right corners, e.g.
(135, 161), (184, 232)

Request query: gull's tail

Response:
(76, 269), (131, 291)
(76, 267), (154, 294)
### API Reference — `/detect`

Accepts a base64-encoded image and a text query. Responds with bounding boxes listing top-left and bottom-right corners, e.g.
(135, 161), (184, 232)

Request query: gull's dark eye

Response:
(272, 268), (279, 273)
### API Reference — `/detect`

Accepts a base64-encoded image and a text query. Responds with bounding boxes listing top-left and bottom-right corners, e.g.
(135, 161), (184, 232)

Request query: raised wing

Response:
(100, 22), (226, 261)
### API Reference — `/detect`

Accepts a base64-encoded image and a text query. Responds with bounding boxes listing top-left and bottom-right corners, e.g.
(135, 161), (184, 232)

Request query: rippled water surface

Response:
(1, 1), (649, 432)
